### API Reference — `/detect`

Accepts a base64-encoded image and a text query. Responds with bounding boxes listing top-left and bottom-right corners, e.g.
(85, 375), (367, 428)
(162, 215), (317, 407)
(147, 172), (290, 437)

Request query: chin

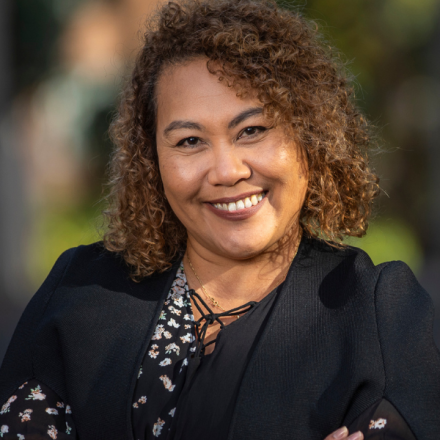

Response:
(215, 237), (275, 260)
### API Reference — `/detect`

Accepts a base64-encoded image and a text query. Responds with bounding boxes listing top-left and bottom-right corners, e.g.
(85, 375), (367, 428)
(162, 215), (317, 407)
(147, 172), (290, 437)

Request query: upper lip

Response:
(206, 190), (265, 204)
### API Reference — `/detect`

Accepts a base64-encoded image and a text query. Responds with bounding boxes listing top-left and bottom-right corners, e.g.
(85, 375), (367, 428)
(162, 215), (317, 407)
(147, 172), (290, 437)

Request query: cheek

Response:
(255, 142), (304, 184)
(158, 153), (202, 203)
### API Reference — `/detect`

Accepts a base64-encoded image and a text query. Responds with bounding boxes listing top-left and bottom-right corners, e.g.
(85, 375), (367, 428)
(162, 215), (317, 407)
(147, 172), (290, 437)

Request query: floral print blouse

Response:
(0, 263), (196, 440)
(131, 263), (196, 439)
(0, 263), (418, 440)
(0, 380), (75, 439)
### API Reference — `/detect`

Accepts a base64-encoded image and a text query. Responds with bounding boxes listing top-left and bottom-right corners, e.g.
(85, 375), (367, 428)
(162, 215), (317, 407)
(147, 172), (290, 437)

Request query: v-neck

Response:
(131, 261), (282, 440)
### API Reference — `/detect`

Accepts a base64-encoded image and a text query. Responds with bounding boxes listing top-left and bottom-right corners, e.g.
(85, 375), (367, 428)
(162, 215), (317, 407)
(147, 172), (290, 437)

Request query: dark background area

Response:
(1, 0), (440, 364)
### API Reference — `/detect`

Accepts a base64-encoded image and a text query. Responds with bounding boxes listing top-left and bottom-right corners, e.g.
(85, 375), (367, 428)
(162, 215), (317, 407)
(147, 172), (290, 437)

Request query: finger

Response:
(347, 431), (364, 440)
(324, 426), (348, 440)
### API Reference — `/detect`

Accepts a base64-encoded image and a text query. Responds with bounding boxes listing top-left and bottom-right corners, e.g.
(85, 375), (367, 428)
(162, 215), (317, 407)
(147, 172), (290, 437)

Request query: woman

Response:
(1, 0), (439, 439)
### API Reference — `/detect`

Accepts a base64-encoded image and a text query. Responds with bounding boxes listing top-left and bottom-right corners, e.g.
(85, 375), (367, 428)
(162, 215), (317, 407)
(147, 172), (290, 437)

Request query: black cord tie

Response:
(189, 289), (257, 359)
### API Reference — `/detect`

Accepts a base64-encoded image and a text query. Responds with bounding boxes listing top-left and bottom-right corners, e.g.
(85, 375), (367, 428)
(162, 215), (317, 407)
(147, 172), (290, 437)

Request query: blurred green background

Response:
(1, 0), (440, 360)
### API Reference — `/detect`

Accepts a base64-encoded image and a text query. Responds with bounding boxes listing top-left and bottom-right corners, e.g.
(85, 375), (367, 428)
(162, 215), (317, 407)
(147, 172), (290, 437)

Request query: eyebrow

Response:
(228, 107), (264, 129)
(163, 121), (204, 137)
(162, 106), (264, 137)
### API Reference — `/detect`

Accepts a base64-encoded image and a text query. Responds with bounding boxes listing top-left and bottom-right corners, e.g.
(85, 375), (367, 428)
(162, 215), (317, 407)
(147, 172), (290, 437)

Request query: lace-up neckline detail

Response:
(189, 289), (257, 358)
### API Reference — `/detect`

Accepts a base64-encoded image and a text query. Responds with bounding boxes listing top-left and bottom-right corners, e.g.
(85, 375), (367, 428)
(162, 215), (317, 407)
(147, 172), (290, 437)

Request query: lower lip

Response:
(205, 196), (266, 221)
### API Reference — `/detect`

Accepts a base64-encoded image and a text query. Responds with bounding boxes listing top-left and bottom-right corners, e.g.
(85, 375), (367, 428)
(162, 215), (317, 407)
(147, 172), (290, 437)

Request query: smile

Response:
(210, 192), (266, 212)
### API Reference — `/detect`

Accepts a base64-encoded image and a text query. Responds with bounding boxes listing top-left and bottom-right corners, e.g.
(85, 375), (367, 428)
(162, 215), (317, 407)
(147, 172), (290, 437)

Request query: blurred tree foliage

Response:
(13, 0), (85, 90)
(281, 0), (440, 272)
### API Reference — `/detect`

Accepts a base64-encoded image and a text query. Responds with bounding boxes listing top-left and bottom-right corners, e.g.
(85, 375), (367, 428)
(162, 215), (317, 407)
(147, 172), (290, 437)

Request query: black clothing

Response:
(131, 262), (195, 439)
(131, 262), (277, 440)
(0, 379), (75, 439)
(348, 399), (416, 440)
(169, 285), (278, 440)
(0, 237), (439, 440)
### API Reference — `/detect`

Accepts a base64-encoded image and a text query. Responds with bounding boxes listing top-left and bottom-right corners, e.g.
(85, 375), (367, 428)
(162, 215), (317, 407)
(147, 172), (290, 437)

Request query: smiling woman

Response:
(155, 58), (307, 269)
(0, 0), (439, 439)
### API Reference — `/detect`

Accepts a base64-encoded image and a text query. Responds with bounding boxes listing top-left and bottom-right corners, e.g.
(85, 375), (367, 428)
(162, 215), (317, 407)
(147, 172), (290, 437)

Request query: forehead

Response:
(155, 58), (262, 130)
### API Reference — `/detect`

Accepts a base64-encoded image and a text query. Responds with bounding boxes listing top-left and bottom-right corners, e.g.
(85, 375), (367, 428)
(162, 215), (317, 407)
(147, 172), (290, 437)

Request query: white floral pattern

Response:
(152, 325), (165, 341)
(167, 318), (180, 328)
(369, 418), (387, 429)
(165, 343), (180, 356)
(18, 409), (32, 422)
(149, 344), (160, 359)
(132, 262), (196, 437)
(1, 396), (17, 414)
(0, 381), (75, 438)
(0, 425), (8, 437)
(159, 375), (176, 392)
(159, 358), (172, 367)
(47, 425), (58, 439)
(25, 386), (46, 401)
(152, 418), (165, 437)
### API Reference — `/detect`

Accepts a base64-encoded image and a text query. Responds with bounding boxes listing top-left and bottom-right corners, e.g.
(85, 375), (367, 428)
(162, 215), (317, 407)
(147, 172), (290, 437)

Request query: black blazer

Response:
(1, 237), (439, 440)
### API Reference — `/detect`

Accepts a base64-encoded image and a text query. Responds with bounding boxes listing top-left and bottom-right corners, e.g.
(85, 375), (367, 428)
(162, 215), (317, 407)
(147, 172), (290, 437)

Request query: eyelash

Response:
(175, 126), (268, 147)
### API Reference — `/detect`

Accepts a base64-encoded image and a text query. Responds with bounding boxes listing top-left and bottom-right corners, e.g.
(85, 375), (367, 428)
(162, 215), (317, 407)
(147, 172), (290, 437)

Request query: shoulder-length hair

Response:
(103, 0), (380, 280)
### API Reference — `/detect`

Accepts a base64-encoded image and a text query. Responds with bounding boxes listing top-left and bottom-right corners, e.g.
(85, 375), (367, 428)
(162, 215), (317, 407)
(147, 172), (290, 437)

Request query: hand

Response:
(324, 426), (364, 440)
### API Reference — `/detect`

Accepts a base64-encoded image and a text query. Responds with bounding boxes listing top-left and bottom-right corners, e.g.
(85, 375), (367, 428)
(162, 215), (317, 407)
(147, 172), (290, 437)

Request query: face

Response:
(155, 58), (308, 261)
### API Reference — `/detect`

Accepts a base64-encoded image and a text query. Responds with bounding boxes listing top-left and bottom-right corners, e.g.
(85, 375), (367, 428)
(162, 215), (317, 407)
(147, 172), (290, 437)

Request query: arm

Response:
(0, 249), (78, 439)
(0, 248), (75, 401)
(0, 379), (76, 439)
(372, 261), (440, 438)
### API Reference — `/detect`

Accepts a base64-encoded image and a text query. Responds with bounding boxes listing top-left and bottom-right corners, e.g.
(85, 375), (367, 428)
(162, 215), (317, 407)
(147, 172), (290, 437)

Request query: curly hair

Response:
(103, 0), (380, 279)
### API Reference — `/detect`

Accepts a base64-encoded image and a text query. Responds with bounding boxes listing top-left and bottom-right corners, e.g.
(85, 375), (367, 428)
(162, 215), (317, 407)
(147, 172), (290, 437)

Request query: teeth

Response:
(212, 192), (265, 211)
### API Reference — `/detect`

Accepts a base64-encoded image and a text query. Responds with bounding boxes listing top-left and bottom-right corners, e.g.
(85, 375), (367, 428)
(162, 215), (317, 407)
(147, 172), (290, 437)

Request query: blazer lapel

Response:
(228, 238), (335, 440)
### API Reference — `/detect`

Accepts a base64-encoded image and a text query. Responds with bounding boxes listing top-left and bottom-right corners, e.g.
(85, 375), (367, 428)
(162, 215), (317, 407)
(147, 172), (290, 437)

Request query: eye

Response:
(176, 136), (201, 147)
(238, 126), (267, 139)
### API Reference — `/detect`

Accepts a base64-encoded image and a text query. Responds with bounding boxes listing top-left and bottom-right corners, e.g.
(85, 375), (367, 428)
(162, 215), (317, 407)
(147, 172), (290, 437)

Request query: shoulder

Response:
(0, 243), (179, 400)
(301, 237), (432, 311)
(55, 241), (131, 289)
(301, 237), (382, 292)
(302, 236), (376, 270)
(305, 237), (435, 336)
(44, 241), (179, 299)
(374, 260), (434, 329)
(372, 260), (435, 344)
(11, 242), (178, 342)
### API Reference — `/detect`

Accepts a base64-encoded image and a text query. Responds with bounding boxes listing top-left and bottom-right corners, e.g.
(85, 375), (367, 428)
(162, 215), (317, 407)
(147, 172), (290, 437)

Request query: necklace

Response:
(186, 255), (234, 317)
(186, 229), (303, 319)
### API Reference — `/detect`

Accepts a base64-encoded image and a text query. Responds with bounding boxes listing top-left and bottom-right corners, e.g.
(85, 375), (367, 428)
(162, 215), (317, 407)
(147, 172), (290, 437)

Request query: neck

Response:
(184, 228), (302, 309)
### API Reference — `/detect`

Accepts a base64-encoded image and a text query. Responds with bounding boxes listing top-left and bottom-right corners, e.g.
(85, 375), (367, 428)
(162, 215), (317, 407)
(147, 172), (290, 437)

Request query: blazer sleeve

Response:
(0, 248), (76, 406)
(375, 261), (440, 438)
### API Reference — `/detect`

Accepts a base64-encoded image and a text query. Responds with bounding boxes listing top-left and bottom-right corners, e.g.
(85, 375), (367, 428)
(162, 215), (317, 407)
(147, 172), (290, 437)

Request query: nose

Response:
(207, 143), (252, 186)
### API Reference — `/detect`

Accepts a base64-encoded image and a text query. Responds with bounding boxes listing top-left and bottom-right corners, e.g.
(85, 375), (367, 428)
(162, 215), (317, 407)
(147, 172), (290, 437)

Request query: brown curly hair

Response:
(103, 0), (380, 279)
